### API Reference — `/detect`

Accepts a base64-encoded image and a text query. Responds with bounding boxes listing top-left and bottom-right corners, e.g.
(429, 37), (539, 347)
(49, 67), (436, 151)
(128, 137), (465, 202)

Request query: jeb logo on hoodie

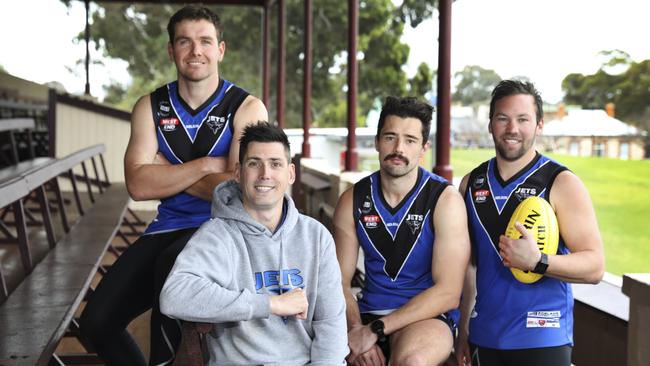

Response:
(255, 269), (305, 294)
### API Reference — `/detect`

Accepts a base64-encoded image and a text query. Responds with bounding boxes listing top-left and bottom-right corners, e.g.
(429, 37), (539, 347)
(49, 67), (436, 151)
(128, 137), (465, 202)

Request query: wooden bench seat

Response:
(0, 142), (137, 365)
(0, 183), (130, 366)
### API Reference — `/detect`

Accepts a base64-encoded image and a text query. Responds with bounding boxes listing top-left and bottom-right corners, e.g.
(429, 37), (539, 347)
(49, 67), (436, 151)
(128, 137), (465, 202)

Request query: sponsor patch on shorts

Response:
(526, 310), (560, 328)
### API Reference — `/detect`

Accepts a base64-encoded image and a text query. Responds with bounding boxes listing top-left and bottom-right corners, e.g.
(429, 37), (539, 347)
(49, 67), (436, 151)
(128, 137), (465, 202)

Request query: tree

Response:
(562, 50), (650, 129)
(66, 0), (437, 128)
(452, 65), (501, 111)
(409, 62), (435, 99)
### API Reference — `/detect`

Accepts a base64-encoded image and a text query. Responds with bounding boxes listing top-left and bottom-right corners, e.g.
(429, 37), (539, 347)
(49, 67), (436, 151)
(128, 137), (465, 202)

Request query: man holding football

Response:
(456, 79), (605, 366)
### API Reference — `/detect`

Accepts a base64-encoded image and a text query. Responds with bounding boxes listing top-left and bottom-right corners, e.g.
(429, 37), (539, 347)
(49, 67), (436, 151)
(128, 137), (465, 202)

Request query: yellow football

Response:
(505, 196), (559, 284)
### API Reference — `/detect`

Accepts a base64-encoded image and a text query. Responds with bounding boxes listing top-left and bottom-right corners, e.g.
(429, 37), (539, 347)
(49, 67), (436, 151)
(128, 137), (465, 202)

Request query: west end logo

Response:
(363, 215), (380, 229)
(474, 189), (490, 203)
(160, 118), (179, 132)
(405, 213), (424, 234)
(206, 115), (227, 134)
(514, 187), (537, 201)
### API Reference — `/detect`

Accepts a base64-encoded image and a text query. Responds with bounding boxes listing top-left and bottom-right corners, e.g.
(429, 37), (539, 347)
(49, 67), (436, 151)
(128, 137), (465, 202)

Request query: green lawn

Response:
(448, 149), (650, 276)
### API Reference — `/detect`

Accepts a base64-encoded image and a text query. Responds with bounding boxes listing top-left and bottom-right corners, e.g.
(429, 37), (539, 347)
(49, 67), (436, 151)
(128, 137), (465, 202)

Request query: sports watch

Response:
(532, 252), (549, 274)
(369, 319), (387, 342)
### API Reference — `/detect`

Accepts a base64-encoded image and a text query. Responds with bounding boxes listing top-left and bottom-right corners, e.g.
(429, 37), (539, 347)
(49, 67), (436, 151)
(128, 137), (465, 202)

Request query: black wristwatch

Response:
(369, 319), (387, 342)
(532, 252), (549, 274)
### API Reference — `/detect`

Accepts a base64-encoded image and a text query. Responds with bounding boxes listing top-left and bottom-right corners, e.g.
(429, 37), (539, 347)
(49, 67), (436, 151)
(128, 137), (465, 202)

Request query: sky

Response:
(2, 0), (650, 104)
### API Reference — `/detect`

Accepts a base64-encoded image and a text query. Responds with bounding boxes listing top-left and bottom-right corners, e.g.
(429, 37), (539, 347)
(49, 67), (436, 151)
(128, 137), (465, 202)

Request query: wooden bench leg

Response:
(67, 169), (85, 216)
(13, 199), (33, 273)
(183, 322), (213, 366)
(0, 219), (17, 241)
(51, 178), (70, 233)
(81, 161), (95, 204)
(90, 157), (103, 194)
(36, 185), (57, 249)
(0, 266), (7, 303)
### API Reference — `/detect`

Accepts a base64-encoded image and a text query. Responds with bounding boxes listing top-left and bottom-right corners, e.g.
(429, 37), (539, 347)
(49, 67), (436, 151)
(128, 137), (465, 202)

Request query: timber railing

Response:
(0, 143), (142, 365)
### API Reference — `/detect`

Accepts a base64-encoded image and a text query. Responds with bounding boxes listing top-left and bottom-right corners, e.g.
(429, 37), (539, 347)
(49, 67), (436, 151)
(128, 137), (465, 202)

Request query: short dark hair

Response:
(489, 79), (544, 123)
(377, 96), (433, 145)
(239, 122), (291, 164)
(167, 6), (222, 43)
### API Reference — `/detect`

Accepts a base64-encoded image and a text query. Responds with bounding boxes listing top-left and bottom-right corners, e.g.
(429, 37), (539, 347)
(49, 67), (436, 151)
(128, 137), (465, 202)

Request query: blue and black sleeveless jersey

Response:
(353, 167), (459, 324)
(144, 79), (249, 235)
(465, 152), (574, 349)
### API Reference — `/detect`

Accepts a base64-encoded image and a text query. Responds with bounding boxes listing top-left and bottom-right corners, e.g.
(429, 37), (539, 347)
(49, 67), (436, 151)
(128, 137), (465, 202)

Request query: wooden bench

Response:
(0, 144), (135, 366)
(0, 118), (36, 166)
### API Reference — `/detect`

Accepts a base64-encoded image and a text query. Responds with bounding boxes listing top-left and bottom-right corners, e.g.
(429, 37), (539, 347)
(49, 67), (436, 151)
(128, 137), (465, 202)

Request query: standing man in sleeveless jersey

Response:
(333, 96), (471, 366)
(455, 80), (605, 366)
(80, 6), (267, 366)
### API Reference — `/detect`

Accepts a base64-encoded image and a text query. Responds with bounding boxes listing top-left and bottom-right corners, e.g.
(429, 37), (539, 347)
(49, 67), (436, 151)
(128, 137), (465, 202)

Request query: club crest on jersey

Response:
(473, 189), (490, 203)
(514, 186), (537, 201)
(405, 214), (424, 234)
(158, 101), (171, 117)
(160, 117), (179, 132)
(363, 215), (380, 229)
(473, 174), (486, 189)
(361, 196), (373, 214)
(206, 115), (227, 134)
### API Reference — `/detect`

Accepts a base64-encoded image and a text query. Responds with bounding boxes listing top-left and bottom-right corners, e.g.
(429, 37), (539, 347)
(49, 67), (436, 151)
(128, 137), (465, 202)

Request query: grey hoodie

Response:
(160, 180), (348, 365)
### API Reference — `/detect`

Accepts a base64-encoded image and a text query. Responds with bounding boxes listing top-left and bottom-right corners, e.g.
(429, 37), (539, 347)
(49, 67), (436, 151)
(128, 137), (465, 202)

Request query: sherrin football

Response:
(505, 196), (559, 284)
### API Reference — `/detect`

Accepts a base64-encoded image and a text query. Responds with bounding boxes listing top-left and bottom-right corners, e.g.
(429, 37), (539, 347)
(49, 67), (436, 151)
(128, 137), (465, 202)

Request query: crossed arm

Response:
(124, 95), (267, 201)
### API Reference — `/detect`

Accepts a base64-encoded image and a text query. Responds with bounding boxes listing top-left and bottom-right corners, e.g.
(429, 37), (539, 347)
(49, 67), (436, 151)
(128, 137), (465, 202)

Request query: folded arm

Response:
(183, 96), (269, 200)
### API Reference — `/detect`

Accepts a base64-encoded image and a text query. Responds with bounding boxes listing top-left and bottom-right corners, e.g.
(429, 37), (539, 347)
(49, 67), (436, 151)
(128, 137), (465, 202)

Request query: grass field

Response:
(449, 149), (650, 276)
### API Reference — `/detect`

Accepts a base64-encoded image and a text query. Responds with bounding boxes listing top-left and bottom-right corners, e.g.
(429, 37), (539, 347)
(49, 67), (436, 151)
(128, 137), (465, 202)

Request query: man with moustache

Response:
(333, 96), (470, 365)
(455, 80), (604, 366)
(80, 6), (267, 366)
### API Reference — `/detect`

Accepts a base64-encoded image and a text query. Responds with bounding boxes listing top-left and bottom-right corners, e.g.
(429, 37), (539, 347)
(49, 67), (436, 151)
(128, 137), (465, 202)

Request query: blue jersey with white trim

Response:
(353, 167), (459, 324)
(145, 79), (249, 235)
(466, 153), (574, 349)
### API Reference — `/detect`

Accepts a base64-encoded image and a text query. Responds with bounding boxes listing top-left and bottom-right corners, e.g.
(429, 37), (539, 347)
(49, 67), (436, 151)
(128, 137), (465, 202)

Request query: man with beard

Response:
(333, 96), (470, 365)
(455, 80), (604, 366)
(80, 5), (267, 366)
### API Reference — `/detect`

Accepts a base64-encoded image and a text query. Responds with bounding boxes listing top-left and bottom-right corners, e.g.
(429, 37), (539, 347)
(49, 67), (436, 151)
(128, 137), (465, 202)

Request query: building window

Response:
(593, 142), (605, 157)
(569, 141), (579, 156)
(619, 142), (629, 160)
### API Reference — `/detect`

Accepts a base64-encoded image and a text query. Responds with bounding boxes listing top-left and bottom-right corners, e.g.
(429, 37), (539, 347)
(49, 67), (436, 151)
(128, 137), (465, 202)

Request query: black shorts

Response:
(361, 312), (457, 358)
(469, 343), (572, 366)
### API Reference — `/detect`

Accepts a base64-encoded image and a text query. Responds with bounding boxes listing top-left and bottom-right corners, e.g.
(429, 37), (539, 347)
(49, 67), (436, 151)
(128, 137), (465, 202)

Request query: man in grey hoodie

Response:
(160, 122), (348, 365)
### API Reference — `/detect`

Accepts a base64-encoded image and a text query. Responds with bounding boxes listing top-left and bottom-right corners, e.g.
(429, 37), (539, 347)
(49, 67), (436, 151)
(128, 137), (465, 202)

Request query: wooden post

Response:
(622, 274), (650, 366)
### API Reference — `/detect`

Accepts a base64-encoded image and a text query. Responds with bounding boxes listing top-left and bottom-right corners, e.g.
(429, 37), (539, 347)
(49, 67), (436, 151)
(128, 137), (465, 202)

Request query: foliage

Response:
(409, 62), (435, 99)
(450, 148), (650, 276)
(452, 65), (501, 107)
(561, 50), (650, 135)
(396, 0), (438, 27)
(65, 0), (437, 127)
